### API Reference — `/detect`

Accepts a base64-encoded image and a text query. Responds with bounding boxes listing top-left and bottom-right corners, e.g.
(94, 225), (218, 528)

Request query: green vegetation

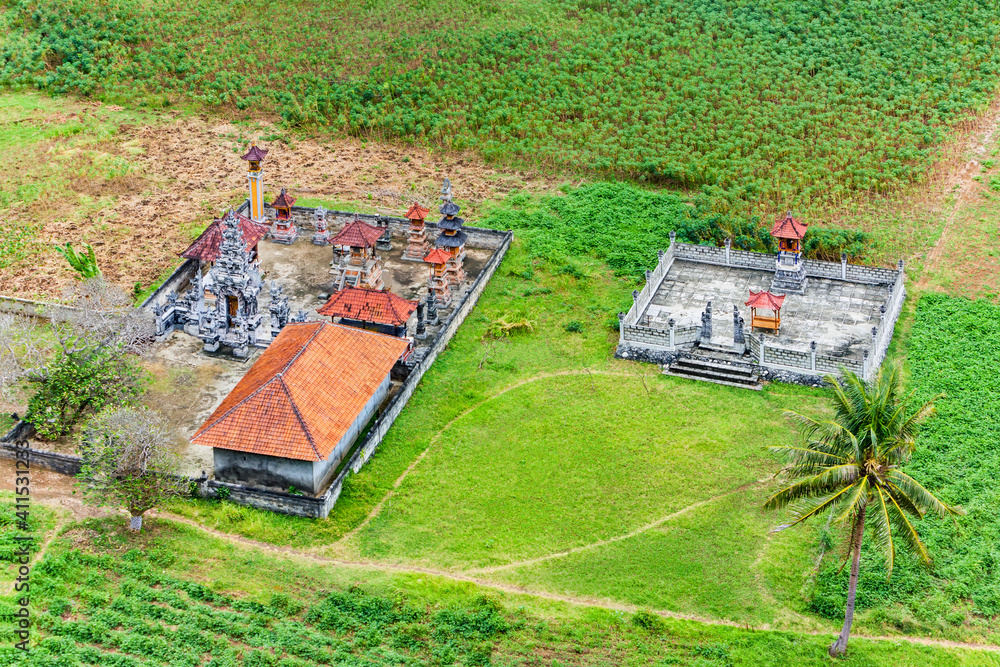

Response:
(53, 242), (100, 279)
(479, 182), (867, 277)
(3, 517), (994, 666)
(764, 363), (964, 656)
(5, 0), (999, 213)
(356, 373), (821, 624)
(810, 295), (1000, 642)
(26, 343), (147, 439)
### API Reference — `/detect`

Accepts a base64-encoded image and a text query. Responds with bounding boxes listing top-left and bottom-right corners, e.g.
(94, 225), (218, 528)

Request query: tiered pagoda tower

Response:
(770, 212), (808, 293)
(329, 217), (386, 290)
(269, 188), (298, 244)
(402, 202), (431, 261)
(434, 179), (467, 286)
(241, 144), (268, 224)
(423, 248), (452, 307)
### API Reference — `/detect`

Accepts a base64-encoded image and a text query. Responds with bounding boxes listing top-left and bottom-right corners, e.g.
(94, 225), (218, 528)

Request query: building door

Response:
(226, 296), (238, 327)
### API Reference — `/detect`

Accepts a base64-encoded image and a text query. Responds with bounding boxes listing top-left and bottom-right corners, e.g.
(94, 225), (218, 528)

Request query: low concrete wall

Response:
(673, 241), (899, 286)
(262, 202), (510, 250)
(140, 258), (200, 311)
(205, 479), (339, 518)
(0, 295), (83, 321)
(0, 422), (83, 475)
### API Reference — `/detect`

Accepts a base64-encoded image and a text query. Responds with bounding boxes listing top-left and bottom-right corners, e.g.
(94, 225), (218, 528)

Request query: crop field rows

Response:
(3, 0), (1000, 216)
(5, 519), (994, 667)
(10, 550), (521, 667)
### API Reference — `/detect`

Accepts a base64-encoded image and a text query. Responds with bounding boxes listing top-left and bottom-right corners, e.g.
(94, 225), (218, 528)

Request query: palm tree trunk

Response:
(829, 506), (866, 657)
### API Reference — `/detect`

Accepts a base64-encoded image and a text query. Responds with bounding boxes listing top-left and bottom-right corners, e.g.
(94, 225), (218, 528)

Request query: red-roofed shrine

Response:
(270, 188), (299, 244)
(402, 202), (431, 261)
(318, 287), (417, 337)
(329, 218), (386, 290)
(745, 290), (786, 332)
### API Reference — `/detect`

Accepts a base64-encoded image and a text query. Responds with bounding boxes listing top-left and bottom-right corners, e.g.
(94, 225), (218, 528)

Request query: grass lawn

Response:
(5, 517), (995, 667)
(170, 240), (837, 630)
(349, 372), (828, 628)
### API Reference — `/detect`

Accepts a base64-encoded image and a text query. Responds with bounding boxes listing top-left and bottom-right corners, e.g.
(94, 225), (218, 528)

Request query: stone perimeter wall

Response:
(2, 199), (512, 518)
(619, 236), (905, 380)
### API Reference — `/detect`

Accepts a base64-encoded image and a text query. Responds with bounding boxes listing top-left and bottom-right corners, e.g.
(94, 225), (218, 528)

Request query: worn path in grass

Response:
(330, 369), (832, 626)
(152, 511), (999, 654)
(338, 368), (638, 544)
(916, 97), (1000, 298)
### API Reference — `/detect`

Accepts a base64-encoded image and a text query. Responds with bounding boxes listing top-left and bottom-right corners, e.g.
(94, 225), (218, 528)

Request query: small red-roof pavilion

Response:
(771, 212), (808, 240)
(271, 188), (296, 209)
(193, 322), (410, 493)
(423, 248), (451, 265)
(405, 202), (430, 220)
(771, 212), (808, 262)
(180, 214), (269, 262)
(317, 287), (417, 333)
(330, 219), (385, 249)
(745, 290), (786, 333)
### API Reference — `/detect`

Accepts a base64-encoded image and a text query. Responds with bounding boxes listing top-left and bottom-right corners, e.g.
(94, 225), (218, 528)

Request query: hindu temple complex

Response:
(617, 216), (905, 389)
(137, 144), (511, 515)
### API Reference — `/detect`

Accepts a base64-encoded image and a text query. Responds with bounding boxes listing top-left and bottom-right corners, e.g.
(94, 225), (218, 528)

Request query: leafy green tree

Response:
(764, 363), (963, 657)
(78, 406), (186, 531)
(54, 242), (101, 279)
(26, 346), (146, 439)
(14, 279), (153, 438)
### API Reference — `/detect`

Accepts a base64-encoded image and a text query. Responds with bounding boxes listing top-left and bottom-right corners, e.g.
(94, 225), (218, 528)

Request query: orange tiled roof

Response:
(405, 202), (430, 220)
(770, 212), (808, 240)
(746, 290), (786, 311)
(180, 214), (269, 261)
(317, 287), (417, 326)
(423, 248), (451, 265)
(330, 219), (384, 248)
(191, 322), (409, 461)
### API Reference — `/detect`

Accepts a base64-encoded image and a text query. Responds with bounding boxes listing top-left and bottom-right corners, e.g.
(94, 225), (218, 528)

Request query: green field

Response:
(804, 295), (1000, 642)
(5, 517), (996, 667)
(4, 0), (1000, 214)
(353, 373), (823, 625)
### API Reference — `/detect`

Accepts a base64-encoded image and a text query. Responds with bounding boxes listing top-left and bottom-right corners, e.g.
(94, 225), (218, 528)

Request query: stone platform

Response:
(645, 260), (889, 360)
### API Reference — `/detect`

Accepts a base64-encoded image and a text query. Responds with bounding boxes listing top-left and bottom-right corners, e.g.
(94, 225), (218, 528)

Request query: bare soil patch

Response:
(0, 114), (564, 299)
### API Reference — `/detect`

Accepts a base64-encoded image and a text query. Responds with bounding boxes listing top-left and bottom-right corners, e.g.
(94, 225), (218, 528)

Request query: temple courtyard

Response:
(643, 259), (891, 360)
(142, 233), (499, 479)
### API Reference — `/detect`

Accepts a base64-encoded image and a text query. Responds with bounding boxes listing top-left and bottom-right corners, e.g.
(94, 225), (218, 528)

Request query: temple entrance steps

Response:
(662, 349), (762, 390)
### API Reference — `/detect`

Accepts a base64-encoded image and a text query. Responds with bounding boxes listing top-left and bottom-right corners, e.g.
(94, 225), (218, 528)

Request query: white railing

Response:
(622, 242), (675, 328)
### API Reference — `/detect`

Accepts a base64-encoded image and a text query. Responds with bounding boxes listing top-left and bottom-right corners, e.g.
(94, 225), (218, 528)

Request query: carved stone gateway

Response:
(198, 210), (264, 357)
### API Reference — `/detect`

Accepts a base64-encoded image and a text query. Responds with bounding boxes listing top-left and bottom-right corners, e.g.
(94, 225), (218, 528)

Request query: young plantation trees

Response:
(764, 363), (964, 657)
(78, 406), (186, 531)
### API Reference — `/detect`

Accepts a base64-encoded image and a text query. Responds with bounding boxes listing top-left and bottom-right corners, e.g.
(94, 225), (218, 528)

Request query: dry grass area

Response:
(3, 89), (1000, 302)
(0, 93), (566, 300)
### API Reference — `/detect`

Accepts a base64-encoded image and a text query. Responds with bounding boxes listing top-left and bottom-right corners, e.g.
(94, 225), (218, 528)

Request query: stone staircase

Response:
(663, 347), (762, 390)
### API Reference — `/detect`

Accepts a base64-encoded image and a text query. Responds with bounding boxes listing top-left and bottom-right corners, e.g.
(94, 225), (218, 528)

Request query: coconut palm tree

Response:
(764, 363), (963, 657)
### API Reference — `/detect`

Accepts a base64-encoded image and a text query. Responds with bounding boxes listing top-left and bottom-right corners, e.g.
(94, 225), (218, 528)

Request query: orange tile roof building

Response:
(317, 287), (418, 337)
(193, 321), (410, 494)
